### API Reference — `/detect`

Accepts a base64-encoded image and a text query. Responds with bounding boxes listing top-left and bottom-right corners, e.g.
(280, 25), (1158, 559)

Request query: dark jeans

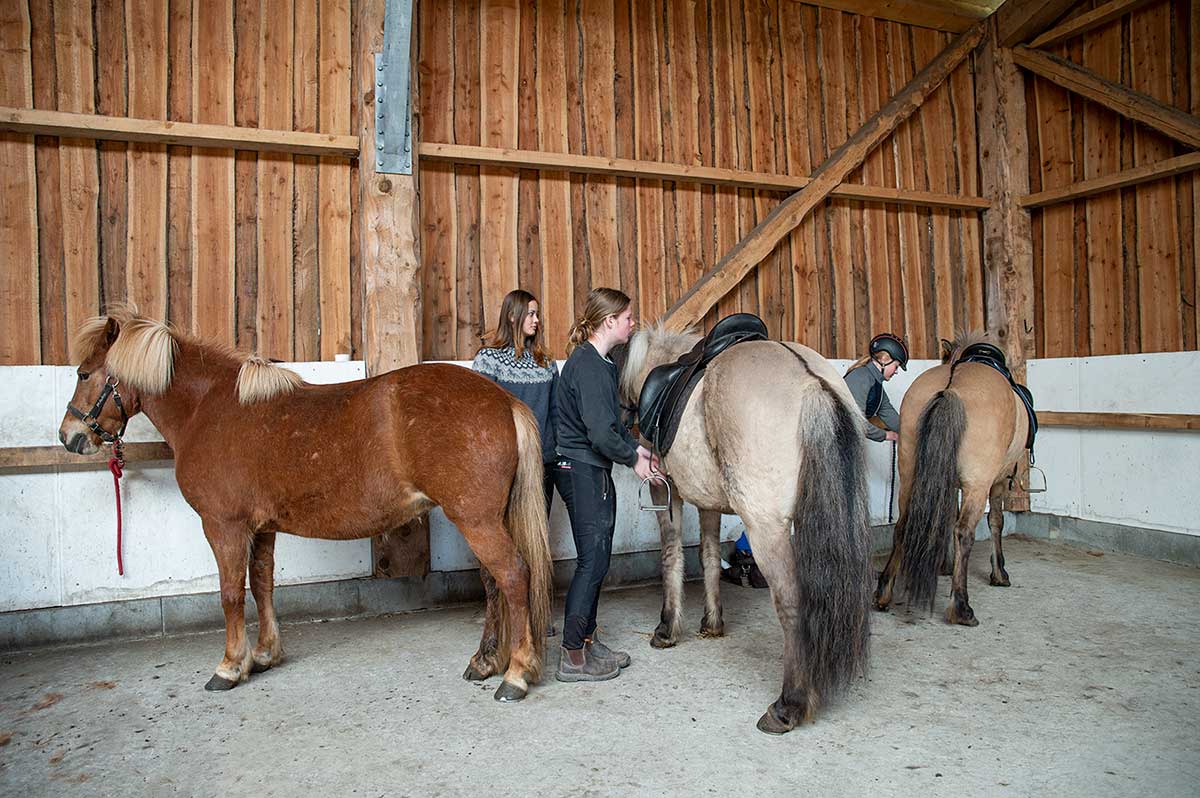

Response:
(552, 458), (616, 650)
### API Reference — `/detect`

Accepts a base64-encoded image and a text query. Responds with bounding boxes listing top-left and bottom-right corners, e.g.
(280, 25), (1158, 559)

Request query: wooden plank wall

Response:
(416, 0), (985, 360)
(0, 0), (355, 366)
(1026, 0), (1198, 357)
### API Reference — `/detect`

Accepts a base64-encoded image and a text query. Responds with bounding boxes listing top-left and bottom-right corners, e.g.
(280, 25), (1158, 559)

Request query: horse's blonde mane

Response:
(73, 306), (303, 403)
(619, 321), (700, 402)
(238, 357), (303, 404)
(944, 330), (994, 364)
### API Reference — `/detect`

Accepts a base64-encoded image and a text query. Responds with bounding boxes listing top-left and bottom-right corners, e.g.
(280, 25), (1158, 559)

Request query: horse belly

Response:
(664, 386), (732, 513)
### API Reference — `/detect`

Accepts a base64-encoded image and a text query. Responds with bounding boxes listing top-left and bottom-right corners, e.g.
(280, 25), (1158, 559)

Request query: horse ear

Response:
(939, 338), (952, 360)
(105, 317), (120, 345)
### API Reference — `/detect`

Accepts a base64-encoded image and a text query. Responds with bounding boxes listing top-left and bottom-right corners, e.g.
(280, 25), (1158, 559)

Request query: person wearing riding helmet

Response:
(843, 333), (909, 443)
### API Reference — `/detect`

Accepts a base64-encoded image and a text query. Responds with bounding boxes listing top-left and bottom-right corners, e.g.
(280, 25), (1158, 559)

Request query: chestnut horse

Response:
(58, 310), (552, 702)
(619, 324), (872, 733)
(874, 332), (1031, 626)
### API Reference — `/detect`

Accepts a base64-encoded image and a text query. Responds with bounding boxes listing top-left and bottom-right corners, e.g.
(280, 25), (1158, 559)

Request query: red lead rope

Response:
(108, 450), (125, 576)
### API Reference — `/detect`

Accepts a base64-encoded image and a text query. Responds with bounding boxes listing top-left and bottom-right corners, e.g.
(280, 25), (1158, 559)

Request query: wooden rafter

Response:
(993, 0), (1079, 46)
(1012, 46), (1200, 149)
(0, 106), (359, 155)
(782, 0), (997, 33)
(419, 142), (991, 211)
(1029, 0), (1159, 48)
(1021, 151), (1200, 208)
(660, 21), (986, 332)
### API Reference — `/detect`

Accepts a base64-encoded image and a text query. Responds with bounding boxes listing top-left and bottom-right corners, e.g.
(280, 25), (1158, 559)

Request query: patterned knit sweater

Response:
(472, 346), (559, 463)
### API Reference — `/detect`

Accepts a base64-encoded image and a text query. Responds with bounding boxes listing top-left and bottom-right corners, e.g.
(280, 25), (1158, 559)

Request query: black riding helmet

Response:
(869, 333), (909, 370)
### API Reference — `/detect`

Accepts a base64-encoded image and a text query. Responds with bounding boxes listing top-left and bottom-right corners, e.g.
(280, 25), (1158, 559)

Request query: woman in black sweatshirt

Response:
(554, 288), (660, 683)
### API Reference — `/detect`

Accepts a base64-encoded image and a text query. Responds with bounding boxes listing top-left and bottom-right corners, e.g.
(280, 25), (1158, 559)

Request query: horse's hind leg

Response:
(463, 567), (504, 681)
(248, 532), (284, 673)
(698, 509), (724, 638)
(651, 482), (686, 649)
(987, 483), (1011, 587)
(945, 488), (988, 627)
(202, 519), (254, 691)
(874, 514), (905, 610)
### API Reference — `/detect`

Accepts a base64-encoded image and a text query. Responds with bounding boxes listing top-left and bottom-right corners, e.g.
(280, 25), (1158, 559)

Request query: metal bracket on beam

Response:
(375, 0), (414, 174)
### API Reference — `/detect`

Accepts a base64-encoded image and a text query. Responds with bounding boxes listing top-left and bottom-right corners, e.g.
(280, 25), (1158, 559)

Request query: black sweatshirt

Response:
(555, 342), (639, 470)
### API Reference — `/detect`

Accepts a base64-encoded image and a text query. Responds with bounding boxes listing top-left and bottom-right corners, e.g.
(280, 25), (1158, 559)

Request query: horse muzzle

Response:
(59, 425), (99, 455)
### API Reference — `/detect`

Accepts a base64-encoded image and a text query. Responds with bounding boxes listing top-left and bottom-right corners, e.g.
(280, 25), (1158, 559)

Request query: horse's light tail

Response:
(504, 399), (553, 681)
(899, 389), (966, 611)
(790, 371), (872, 708)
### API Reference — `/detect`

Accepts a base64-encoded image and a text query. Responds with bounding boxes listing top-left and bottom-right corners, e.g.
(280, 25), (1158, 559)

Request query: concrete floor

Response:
(0, 537), (1197, 797)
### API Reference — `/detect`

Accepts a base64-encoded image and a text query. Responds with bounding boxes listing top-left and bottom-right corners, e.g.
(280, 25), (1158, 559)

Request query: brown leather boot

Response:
(555, 645), (620, 682)
(585, 637), (631, 669)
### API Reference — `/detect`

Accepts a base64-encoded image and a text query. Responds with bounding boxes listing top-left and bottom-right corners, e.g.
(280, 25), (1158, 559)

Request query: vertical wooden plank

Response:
(126, 0), (169, 321)
(779, 0), (816, 343)
(693, 0), (716, 323)
(666, 0), (702, 304)
(166, 0), (193, 332)
(888, 22), (926, 356)
(878, 27), (905, 341)
(844, 15), (868, 353)
(0, 1), (40, 364)
(712, 0), (741, 322)
(318, 0), (352, 359)
(732, 0), (759, 324)
(515, 0), (540, 303)
(914, 28), (955, 349)
(455, 0), (484, 357)
(293, 0), (319, 360)
(858, 17), (890, 342)
(949, 47), (983, 332)
(1033, 69), (1074, 358)
(233, 0), (259, 351)
(582, 0), (618, 289)
(30, 0), (65, 363)
(537, 0), (574, 354)
(633, 0), (666, 322)
(1131, 3), (1181, 352)
(746, 0), (783, 339)
(192, 0), (235, 344)
(419, 0), (457, 359)
(1192, 0), (1200, 350)
(1068, 35), (1090, 358)
(479, 0), (519, 333)
(96, 0), (128, 310)
(820, 8), (854, 356)
(256, 0), (293, 360)
(55, 0), (100, 342)
(613, 0), (639, 312)
(1176, 0), (1195, 351)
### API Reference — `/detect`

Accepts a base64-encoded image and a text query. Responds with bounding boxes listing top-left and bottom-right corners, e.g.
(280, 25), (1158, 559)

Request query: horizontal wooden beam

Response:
(994, 0), (1078, 46)
(783, 0), (996, 33)
(0, 442), (175, 470)
(0, 107), (360, 156)
(661, 21), (987, 331)
(1011, 47), (1200, 149)
(1021, 151), (1200, 208)
(1029, 0), (1159, 48)
(419, 142), (991, 211)
(1039, 411), (1200, 431)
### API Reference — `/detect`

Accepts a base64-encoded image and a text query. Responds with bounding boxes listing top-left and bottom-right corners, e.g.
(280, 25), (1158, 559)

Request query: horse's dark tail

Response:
(899, 389), (966, 611)
(503, 400), (553, 681)
(790, 363), (872, 708)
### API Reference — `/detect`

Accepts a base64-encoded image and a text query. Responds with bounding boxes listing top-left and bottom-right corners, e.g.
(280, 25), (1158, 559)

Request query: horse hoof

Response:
(756, 706), (795, 735)
(204, 673), (239, 691)
(698, 625), (725, 639)
(650, 633), (677, 649)
(250, 659), (272, 674)
(989, 573), (1011, 587)
(873, 599), (891, 612)
(463, 663), (490, 682)
(493, 681), (527, 702)
(945, 609), (979, 627)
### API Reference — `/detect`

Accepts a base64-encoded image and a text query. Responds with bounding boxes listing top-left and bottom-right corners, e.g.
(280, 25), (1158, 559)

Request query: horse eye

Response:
(78, 371), (90, 381)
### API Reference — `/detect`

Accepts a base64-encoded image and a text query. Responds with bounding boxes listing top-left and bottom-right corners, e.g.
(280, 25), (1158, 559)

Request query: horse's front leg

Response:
(202, 518), (254, 691)
(651, 481), (686, 649)
(697, 509), (724, 637)
(248, 532), (285, 673)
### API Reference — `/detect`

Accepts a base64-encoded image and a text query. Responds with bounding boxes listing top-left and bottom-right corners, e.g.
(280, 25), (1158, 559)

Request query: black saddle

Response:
(954, 342), (1038, 451)
(637, 313), (769, 457)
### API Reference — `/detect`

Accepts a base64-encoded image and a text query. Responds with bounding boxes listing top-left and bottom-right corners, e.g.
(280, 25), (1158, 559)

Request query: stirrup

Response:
(638, 476), (671, 512)
(1023, 464), (1048, 494)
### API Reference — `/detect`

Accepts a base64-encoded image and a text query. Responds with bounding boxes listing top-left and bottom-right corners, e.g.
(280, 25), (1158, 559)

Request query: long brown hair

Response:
(566, 287), (631, 354)
(482, 289), (551, 367)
